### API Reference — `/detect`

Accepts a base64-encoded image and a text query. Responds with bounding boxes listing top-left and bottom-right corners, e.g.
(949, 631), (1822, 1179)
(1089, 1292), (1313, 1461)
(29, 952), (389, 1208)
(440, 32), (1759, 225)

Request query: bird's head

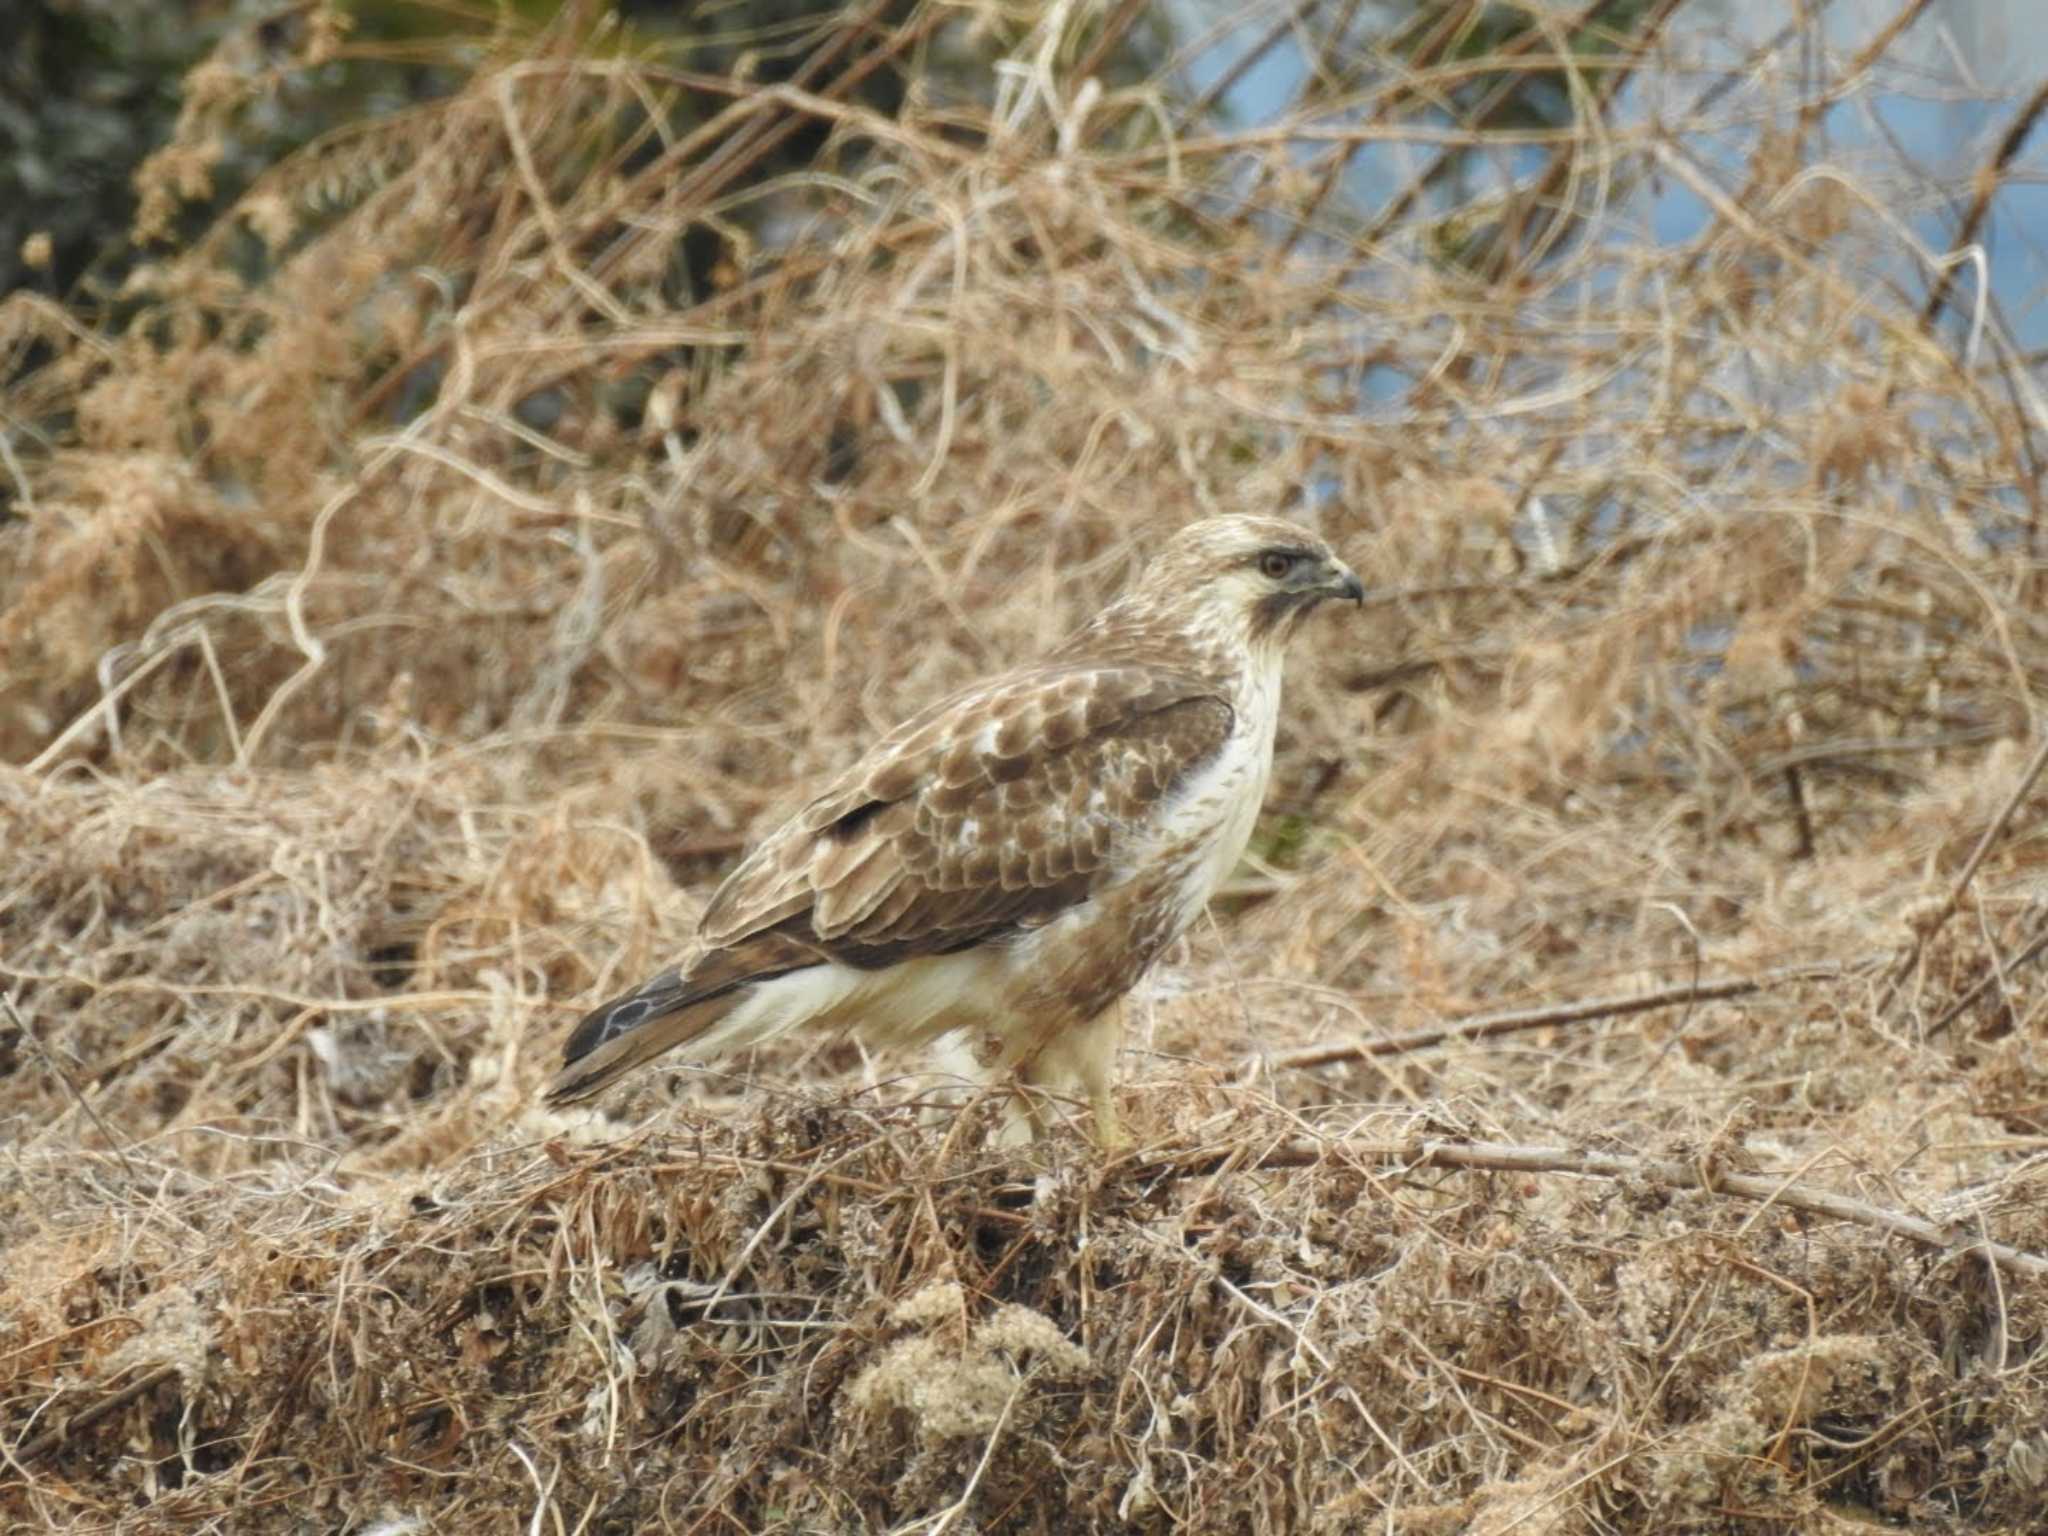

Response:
(1124, 514), (1363, 656)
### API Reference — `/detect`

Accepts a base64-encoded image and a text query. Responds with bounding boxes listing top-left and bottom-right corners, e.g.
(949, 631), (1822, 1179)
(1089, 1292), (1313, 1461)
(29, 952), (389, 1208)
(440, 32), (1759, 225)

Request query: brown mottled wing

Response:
(695, 664), (1234, 967)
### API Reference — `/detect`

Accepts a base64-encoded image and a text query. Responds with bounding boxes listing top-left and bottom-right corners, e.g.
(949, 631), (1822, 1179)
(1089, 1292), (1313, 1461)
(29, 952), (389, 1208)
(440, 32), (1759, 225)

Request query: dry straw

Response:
(3, 0), (2047, 1529)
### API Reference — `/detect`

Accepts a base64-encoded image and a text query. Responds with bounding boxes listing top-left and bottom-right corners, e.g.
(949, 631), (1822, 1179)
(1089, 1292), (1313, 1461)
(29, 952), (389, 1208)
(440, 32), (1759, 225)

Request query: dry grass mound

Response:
(4, 3), (2047, 1531)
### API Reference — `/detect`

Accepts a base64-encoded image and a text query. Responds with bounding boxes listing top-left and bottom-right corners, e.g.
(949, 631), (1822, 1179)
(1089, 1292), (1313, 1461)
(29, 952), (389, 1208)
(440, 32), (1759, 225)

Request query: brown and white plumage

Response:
(546, 515), (1362, 1142)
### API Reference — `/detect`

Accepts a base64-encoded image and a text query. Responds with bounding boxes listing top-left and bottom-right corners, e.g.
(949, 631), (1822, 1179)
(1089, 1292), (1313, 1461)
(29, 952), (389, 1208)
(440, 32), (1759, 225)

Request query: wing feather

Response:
(695, 664), (1232, 967)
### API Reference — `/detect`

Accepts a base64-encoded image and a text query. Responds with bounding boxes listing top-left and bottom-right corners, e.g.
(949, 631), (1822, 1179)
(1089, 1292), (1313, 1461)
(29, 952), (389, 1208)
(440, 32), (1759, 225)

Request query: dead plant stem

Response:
(1267, 961), (1858, 1070)
(1138, 1137), (2048, 1280)
(1880, 730), (2048, 1014)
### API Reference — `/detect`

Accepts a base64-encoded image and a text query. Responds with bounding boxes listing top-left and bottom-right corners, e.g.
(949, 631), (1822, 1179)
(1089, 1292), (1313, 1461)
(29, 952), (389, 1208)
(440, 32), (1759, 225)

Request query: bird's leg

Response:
(1090, 1081), (1126, 1152)
(1001, 1016), (1123, 1151)
(1000, 1000), (1128, 1151)
(1076, 998), (1128, 1152)
(1010, 1082), (1055, 1146)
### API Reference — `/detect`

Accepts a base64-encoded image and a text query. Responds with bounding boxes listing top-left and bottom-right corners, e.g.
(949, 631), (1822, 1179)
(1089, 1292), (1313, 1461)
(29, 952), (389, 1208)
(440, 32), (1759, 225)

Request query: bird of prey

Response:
(546, 514), (1362, 1145)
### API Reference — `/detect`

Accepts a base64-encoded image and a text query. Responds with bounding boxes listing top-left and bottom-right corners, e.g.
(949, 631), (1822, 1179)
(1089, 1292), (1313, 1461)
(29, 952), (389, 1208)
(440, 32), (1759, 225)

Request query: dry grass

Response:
(4, 1), (2048, 1530)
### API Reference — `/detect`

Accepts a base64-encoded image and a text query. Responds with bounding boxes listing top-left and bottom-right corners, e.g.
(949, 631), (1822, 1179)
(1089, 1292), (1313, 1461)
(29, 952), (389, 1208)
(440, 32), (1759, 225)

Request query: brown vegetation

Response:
(3, 2), (2046, 1530)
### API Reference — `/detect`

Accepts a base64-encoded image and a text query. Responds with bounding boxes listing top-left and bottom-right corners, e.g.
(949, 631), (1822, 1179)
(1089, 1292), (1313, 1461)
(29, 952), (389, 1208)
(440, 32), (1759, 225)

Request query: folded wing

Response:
(547, 663), (1233, 1103)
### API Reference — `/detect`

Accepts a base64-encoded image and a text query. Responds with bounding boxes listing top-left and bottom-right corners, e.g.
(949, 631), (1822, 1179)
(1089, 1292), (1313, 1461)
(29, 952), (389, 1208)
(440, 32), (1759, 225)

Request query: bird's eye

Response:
(1259, 551), (1296, 580)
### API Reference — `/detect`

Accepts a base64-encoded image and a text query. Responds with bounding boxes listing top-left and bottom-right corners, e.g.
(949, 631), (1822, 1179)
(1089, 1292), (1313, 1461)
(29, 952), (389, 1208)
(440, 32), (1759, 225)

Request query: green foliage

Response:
(0, 0), (212, 296)
(3, 0), (932, 309)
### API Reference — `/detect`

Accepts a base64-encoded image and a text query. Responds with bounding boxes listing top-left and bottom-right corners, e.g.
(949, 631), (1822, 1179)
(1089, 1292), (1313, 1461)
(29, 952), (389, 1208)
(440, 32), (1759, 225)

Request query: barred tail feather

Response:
(545, 935), (817, 1108)
(545, 988), (739, 1106)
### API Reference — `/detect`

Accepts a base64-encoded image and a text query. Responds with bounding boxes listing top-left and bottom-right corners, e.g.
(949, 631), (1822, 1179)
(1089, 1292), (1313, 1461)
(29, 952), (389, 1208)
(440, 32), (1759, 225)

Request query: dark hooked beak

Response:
(1326, 565), (1364, 605)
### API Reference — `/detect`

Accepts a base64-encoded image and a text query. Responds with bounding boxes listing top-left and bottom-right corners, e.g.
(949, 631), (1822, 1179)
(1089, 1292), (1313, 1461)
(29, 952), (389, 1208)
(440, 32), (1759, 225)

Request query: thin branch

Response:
(1927, 908), (2048, 1039)
(3, 996), (140, 1184)
(1267, 962), (1859, 1071)
(1072, 0), (1155, 85)
(1471, 0), (1694, 285)
(14, 1365), (180, 1463)
(1174, 0), (1324, 132)
(1921, 76), (2048, 329)
(1880, 731), (2048, 1013)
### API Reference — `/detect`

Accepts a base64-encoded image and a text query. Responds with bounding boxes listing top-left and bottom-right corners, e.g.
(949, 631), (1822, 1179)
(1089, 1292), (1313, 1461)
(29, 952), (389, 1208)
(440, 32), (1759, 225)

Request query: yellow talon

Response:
(1091, 1087), (1128, 1152)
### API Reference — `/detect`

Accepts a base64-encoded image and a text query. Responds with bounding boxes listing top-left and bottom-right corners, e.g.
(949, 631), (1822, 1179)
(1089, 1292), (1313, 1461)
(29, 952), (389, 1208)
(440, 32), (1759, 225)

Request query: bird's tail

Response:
(544, 933), (815, 1108)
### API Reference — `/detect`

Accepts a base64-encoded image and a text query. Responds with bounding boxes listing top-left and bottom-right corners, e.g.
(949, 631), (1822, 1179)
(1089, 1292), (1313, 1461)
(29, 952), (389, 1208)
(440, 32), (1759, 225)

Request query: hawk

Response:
(547, 515), (1361, 1144)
